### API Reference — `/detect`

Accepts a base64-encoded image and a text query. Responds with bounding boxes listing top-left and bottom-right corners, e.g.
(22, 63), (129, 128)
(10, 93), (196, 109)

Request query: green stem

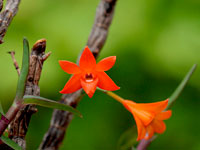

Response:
(168, 64), (197, 109)
(98, 89), (125, 103)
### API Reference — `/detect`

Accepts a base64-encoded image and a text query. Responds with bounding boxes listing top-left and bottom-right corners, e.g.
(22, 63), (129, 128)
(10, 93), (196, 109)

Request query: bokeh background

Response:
(0, 0), (200, 149)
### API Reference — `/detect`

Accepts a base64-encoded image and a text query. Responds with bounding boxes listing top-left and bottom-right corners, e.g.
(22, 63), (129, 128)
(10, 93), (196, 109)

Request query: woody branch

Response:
(0, 39), (51, 150)
(39, 0), (117, 149)
(0, 0), (21, 44)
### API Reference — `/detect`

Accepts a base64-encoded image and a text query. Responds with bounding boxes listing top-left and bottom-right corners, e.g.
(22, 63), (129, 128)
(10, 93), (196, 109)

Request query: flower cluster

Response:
(59, 46), (172, 140)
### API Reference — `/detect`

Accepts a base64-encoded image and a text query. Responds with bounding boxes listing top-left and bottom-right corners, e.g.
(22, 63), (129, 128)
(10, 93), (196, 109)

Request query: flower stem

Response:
(100, 90), (125, 103)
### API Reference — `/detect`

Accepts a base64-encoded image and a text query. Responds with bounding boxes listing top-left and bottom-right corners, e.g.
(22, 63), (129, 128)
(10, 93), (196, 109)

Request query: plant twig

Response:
(0, 0), (21, 44)
(0, 0), (3, 12)
(8, 51), (20, 75)
(7, 39), (51, 149)
(0, 38), (30, 150)
(39, 0), (117, 149)
(137, 136), (156, 150)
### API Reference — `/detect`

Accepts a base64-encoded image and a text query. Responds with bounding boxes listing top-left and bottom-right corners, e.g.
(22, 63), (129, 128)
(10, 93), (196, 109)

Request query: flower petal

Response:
(59, 60), (81, 74)
(80, 78), (99, 98)
(151, 120), (166, 134)
(155, 110), (172, 120)
(134, 114), (146, 141)
(145, 125), (154, 140)
(60, 74), (82, 94)
(136, 99), (169, 114)
(79, 46), (96, 71)
(96, 72), (120, 91)
(96, 56), (116, 71)
(123, 100), (155, 126)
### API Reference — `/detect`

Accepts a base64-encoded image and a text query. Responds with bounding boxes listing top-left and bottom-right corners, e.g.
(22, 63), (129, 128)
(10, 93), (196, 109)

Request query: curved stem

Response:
(102, 90), (125, 103)
(0, 102), (21, 137)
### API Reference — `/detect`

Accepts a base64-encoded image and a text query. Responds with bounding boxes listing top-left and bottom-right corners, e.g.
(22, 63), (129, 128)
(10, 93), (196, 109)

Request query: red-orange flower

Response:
(122, 99), (172, 141)
(59, 46), (120, 98)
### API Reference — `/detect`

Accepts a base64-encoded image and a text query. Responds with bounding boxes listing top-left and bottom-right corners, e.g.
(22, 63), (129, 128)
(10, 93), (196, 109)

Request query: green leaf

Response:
(168, 64), (197, 109)
(117, 126), (138, 150)
(0, 100), (4, 115)
(1, 135), (22, 150)
(15, 38), (30, 101)
(23, 95), (82, 117)
(131, 147), (137, 150)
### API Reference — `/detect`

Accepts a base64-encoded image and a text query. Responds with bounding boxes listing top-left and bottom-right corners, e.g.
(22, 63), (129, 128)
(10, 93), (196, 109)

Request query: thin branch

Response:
(7, 39), (51, 149)
(137, 136), (156, 150)
(0, 0), (21, 44)
(39, 0), (117, 149)
(8, 51), (20, 75)
(0, 0), (3, 12)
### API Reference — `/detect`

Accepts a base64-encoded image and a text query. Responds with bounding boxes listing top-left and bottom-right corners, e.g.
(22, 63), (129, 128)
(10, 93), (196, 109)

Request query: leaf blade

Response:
(0, 100), (4, 115)
(15, 38), (30, 101)
(117, 126), (138, 150)
(23, 95), (82, 117)
(1, 135), (22, 150)
(168, 64), (197, 109)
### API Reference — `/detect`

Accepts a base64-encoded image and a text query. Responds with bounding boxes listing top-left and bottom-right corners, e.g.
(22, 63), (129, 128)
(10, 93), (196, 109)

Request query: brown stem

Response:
(0, 102), (21, 137)
(6, 39), (51, 149)
(8, 51), (20, 76)
(137, 136), (157, 150)
(0, 102), (20, 138)
(0, 0), (21, 44)
(0, 0), (3, 14)
(0, 115), (10, 136)
(40, 0), (117, 149)
(0, 102), (22, 149)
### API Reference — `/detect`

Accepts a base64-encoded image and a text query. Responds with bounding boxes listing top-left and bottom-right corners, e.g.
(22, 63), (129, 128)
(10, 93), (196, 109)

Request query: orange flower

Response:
(59, 46), (120, 98)
(122, 99), (172, 141)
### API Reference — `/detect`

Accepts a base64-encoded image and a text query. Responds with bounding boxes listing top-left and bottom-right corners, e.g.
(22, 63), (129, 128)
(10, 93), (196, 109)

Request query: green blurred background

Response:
(0, 0), (200, 149)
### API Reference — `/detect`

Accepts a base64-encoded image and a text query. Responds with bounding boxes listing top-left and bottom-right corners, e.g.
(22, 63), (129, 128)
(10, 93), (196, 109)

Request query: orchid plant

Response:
(58, 46), (197, 149)
(0, 0), (196, 149)
(0, 43), (197, 150)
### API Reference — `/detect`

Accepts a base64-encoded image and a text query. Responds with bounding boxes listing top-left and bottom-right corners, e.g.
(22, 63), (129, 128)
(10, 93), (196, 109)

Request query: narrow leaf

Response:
(168, 64), (197, 109)
(131, 147), (137, 150)
(117, 126), (138, 150)
(0, 100), (4, 115)
(1, 135), (22, 150)
(15, 38), (29, 101)
(23, 95), (82, 117)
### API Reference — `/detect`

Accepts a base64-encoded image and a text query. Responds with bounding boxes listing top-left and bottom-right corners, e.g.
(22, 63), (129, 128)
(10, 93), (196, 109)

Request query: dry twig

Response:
(0, 0), (21, 44)
(7, 39), (51, 149)
(8, 51), (20, 75)
(39, 0), (117, 149)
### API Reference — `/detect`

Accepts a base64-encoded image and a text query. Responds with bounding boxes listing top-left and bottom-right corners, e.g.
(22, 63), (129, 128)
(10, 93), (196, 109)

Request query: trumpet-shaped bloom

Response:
(59, 46), (120, 98)
(122, 99), (172, 141)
